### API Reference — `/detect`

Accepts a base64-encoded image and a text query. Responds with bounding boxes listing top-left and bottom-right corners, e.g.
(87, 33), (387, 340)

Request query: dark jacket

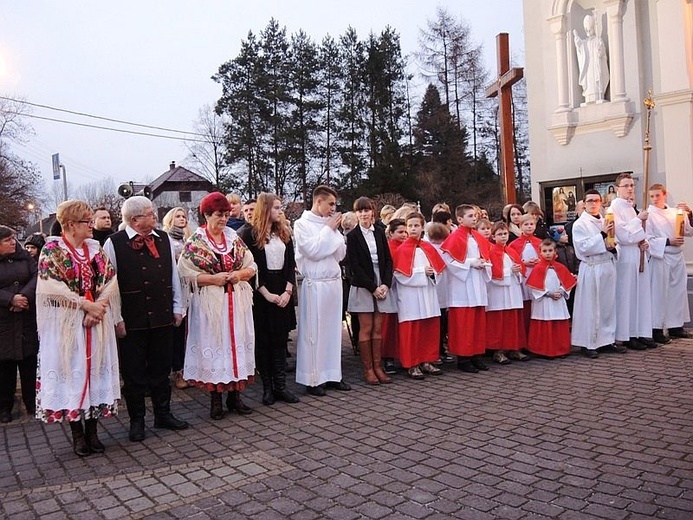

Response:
(0, 243), (38, 360)
(345, 225), (393, 293)
(237, 226), (297, 294)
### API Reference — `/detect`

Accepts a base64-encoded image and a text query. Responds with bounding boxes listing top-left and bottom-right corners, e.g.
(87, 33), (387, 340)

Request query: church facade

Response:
(523, 0), (693, 268)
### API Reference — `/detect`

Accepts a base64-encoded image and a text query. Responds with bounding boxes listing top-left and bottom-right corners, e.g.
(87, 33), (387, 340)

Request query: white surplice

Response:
(294, 211), (347, 387)
(487, 253), (524, 312)
(647, 204), (692, 329)
(611, 197), (652, 340)
(570, 212), (617, 349)
(442, 237), (490, 309)
(520, 242), (539, 301)
(530, 269), (570, 320)
(394, 249), (441, 323)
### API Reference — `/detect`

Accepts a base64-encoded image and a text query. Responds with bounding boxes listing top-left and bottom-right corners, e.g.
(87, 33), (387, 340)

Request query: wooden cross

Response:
(485, 33), (524, 205)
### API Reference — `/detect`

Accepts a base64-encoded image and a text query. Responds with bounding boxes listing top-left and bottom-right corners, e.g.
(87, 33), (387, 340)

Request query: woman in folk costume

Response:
(525, 239), (577, 358)
(238, 193), (300, 406)
(178, 192), (257, 420)
(345, 197), (396, 385)
(508, 213), (543, 338)
(380, 218), (407, 374)
(486, 222), (527, 365)
(392, 212), (446, 380)
(440, 205), (492, 374)
(36, 200), (121, 457)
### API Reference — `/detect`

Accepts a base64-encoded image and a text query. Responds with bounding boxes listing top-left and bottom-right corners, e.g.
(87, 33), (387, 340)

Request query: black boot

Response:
(652, 329), (671, 345)
(152, 385), (189, 431)
(0, 398), (12, 424)
(226, 390), (252, 415)
(69, 421), (91, 457)
(124, 393), (146, 442)
(210, 391), (223, 420)
(260, 369), (275, 406)
(272, 355), (299, 404)
(85, 418), (105, 453)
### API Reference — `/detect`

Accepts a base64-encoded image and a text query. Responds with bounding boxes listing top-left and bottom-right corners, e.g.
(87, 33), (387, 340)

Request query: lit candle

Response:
(605, 207), (616, 247)
(675, 208), (685, 239)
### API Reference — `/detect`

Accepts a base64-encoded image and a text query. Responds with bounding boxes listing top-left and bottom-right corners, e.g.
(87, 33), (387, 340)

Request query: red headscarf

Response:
(392, 237), (446, 277)
(200, 192), (232, 215)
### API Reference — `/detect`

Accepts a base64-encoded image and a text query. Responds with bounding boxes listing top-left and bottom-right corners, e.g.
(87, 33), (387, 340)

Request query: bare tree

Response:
(183, 104), (235, 191)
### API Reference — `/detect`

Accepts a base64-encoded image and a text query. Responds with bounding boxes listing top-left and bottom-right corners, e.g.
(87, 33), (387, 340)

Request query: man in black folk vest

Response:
(104, 196), (189, 441)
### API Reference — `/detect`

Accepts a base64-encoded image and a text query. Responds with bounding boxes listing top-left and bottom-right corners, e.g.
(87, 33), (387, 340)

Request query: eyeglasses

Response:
(77, 220), (95, 226)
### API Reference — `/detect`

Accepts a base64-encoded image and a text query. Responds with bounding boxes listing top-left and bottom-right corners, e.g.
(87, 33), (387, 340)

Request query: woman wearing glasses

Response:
(178, 192), (257, 420)
(35, 200), (121, 456)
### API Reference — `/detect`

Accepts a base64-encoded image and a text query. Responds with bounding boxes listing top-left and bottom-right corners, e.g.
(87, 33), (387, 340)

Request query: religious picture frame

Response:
(551, 185), (577, 224)
(593, 181), (618, 208)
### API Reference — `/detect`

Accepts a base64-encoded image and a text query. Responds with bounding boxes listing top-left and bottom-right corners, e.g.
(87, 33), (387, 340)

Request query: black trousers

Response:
(171, 318), (187, 372)
(0, 355), (37, 414)
(117, 326), (173, 417)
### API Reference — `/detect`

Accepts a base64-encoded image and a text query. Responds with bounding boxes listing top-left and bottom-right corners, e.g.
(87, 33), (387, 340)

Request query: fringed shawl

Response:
(36, 237), (120, 377)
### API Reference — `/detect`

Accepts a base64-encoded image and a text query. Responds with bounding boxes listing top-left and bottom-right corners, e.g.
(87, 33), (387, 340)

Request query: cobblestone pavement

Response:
(2, 332), (692, 519)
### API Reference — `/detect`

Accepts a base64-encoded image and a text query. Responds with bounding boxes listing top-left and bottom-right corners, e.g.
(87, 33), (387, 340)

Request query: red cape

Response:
(393, 237), (446, 277)
(388, 238), (404, 258)
(525, 258), (577, 291)
(489, 243), (525, 280)
(507, 234), (542, 259)
(441, 226), (490, 263)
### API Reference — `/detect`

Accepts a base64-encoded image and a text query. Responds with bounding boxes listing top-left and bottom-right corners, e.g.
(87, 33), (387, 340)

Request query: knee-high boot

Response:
(359, 340), (380, 385)
(69, 420), (91, 457)
(124, 392), (146, 442)
(272, 353), (300, 404)
(85, 418), (105, 453)
(372, 338), (392, 384)
(210, 391), (223, 420)
(152, 385), (189, 430)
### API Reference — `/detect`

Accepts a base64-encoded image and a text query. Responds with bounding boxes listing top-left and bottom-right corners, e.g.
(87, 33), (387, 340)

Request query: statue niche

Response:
(573, 12), (609, 105)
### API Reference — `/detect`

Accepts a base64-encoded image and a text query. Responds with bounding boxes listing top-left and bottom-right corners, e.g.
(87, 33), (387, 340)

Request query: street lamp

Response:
(27, 203), (43, 234)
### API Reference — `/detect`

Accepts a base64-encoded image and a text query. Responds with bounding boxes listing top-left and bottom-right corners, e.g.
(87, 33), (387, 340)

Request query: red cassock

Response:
(486, 244), (526, 351)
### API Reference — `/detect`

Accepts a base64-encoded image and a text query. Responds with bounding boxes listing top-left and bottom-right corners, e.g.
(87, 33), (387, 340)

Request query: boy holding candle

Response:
(646, 184), (693, 341)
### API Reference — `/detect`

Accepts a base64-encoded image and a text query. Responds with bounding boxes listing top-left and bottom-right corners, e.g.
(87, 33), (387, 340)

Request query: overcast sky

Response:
(1, 1), (524, 201)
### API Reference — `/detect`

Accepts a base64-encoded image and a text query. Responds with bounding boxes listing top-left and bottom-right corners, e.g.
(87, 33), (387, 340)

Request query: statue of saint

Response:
(573, 13), (610, 104)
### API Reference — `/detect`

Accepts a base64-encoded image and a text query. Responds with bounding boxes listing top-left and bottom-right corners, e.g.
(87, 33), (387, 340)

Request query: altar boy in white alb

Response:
(611, 173), (655, 350)
(646, 184), (693, 342)
(294, 185), (350, 396)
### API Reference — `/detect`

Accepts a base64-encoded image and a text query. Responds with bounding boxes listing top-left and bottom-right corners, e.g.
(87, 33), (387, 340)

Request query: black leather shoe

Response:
(0, 410), (11, 424)
(262, 387), (275, 406)
(457, 360), (479, 373)
(129, 418), (145, 442)
(626, 338), (647, 351)
(471, 357), (490, 371)
(652, 330), (671, 345)
(226, 392), (253, 415)
(326, 380), (351, 391)
(638, 337), (657, 349)
(669, 327), (692, 339)
(153, 413), (189, 430)
(274, 388), (300, 404)
(581, 348), (599, 359)
(306, 385), (326, 396)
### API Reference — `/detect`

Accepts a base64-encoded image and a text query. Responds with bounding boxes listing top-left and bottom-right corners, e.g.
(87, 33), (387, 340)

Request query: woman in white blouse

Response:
(239, 193), (300, 406)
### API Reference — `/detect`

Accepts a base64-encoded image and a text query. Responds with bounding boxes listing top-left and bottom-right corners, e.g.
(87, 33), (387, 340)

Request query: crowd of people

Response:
(0, 173), (690, 458)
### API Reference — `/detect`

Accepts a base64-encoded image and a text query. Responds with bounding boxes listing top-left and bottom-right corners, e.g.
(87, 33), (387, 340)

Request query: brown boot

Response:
(372, 339), (392, 384)
(359, 341), (380, 385)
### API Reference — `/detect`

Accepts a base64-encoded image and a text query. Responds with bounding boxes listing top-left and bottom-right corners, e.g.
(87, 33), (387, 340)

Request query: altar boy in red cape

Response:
(440, 205), (492, 374)
(486, 221), (527, 365)
(392, 212), (446, 380)
(525, 239), (577, 358)
(508, 214), (542, 334)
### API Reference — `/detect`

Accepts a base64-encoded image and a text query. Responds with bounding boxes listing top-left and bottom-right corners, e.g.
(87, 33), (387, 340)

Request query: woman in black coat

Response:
(0, 226), (38, 423)
(238, 193), (300, 406)
(346, 197), (395, 386)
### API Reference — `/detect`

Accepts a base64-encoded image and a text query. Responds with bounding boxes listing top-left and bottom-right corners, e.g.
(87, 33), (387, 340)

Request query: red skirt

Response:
(486, 309), (526, 351)
(398, 317), (440, 368)
(447, 307), (486, 356)
(381, 313), (399, 359)
(527, 319), (571, 357)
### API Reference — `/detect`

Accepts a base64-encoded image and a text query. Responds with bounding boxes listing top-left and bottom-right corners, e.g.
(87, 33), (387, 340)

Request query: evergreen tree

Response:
(318, 35), (343, 188)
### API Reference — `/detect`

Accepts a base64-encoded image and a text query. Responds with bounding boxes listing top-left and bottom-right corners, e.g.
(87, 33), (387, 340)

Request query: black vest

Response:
(110, 230), (174, 331)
